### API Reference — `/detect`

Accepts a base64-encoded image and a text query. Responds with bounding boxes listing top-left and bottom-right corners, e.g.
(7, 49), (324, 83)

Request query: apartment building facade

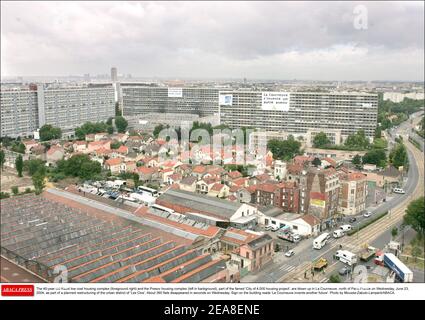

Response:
(219, 91), (378, 141)
(37, 85), (115, 133)
(0, 84), (115, 138)
(339, 172), (368, 215)
(299, 167), (341, 227)
(0, 87), (39, 137)
(122, 86), (220, 117)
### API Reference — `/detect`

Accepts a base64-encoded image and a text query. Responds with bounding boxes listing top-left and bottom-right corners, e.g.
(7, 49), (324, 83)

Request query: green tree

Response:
(25, 159), (46, 176)
(115, 116), (128, 133)
(0, 192), (10, 199)
(372, 138), (388, 149)
(390, 143), (408, 168)
(107, 125), (114, 134)
(11, 142), (25, 154)
(32, 171), (46, 195)
(106, 117), (113, 126)
(79, 161), (101, 180)
(403, 197), (425, 236)
(312, 157), (322, 167)
(411, 246), (422, 262)
(0, 149), (5, 169)
(362, 149), (387, 167)
(313, 132), (331, 148)
(115, 102), (121, 116)
(11, 186), (19, 195)
(153, 124), (167, 138)
(352, 154), (362, 169)
(110, 141), (122, 149)
(391, 227), (398, 239)
(39, 124), (62, 141)
(15, 154), (23, 177)
(344, 130), (370, 149)
(329, 274), (341, 283)
(267, 135), (301, 161)
(374, 126), (382, 139)
(132, 173), (140, 188)
(63, 154), (101, 180)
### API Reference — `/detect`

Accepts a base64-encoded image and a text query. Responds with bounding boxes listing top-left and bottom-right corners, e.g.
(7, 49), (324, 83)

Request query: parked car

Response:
(270, 225), (280, 232)
(363, 211), (372, 218)
(348, 217), (357, 223)
(338, 266), (352, 276)
(340, 224), (352, 232)
(285, 250), (295, 257)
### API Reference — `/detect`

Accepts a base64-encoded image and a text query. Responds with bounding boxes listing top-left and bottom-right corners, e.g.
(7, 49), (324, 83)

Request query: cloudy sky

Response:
(1, 1), (423, 80)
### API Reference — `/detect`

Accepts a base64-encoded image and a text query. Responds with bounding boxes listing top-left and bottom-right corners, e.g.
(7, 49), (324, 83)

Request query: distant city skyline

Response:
(1, 1), (424, 81)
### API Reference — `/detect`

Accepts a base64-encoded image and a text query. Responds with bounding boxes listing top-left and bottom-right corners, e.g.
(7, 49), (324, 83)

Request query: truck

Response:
(359, 246), (377, 262)
(313, 258), (328, 271)
(335, 250), (357, 266)
(313, 233), (330, 250)
(277, 230), (301, 243)
(384, 253), (413, 283)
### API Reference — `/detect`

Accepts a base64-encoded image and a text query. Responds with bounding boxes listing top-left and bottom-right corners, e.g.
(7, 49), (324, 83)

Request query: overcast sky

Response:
(1, 1), (424, 81)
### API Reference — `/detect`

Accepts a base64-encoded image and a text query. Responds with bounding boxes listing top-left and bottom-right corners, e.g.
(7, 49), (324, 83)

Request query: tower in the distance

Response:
(111, 67), (118, 82)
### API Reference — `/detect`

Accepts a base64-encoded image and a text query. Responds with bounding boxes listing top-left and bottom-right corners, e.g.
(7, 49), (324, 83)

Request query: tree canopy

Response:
(32, 171), (46, 195)
(0, 149), (5, 169)
(389, 143), (408, 169)
(403, 197), (425, 236)
(267, 135), (302, 161)
(15, 154), (23, 177)
(56, 154), (101, 180)
(313, 132), (331, 148)
(344, 130), (370, 149)
(75, 121), (113, 140)
(362, 149), (387, 167)
(39, 124), (62, 141)
(115, 116), (128, 133)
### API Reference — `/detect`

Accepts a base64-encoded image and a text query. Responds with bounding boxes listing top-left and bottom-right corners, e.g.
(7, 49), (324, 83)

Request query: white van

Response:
(333, 229), (345, 238)
(335, 250), (357, 266)
(340, 224), (352, 232)
(393, 188), (405, 194)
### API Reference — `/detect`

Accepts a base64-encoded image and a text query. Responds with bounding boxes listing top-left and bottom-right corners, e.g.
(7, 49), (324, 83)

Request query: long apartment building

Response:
(122, 86), (220, 117)
(0, 87), (39, 137)
(0, 84), (115, 137)
(219, 91), (378, 141)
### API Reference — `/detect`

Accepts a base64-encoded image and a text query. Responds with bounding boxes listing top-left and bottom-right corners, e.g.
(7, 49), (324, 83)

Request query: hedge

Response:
(346, 211), (389, 236)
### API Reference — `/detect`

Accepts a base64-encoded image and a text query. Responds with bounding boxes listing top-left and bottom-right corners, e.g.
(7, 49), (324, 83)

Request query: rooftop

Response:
(157, 189), (243, 219)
